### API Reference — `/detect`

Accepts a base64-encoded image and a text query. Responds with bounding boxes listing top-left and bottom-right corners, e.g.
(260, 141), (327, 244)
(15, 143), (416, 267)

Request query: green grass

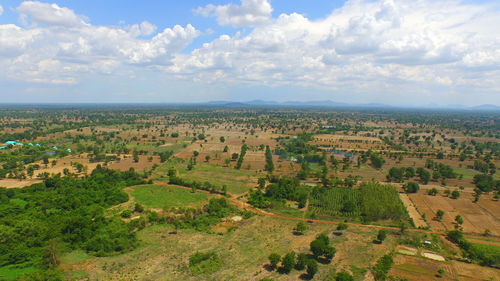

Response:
(350, 265), (368, 281)
(131, 184), (212, 208)
(188, 252), (223, 275)
(61, 250), (91, 264)
(0, 266), (38, 280)
(154, 159), (256, 195)
(454, 167), (480, 180)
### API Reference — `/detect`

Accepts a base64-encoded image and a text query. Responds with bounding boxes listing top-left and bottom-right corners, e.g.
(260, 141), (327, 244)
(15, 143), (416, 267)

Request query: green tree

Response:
(268, 253), (281, 270)
(451, 190), (460, 199)
(281, 252), (295, 273)
(403, 182), (420, 193)
(306, 259), (318, 278)
(377, 229), (388, 243)
(436, 210), (444, 221)
(295, 253), (308, 270)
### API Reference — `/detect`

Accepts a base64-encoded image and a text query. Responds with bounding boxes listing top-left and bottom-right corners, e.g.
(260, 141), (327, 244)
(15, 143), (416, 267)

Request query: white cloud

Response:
(17, 1), (87, 27)
(0, 5), (4, 16)
(128, 21), (157, 37)
(1, 0), (499, 104)
(195, 0), (272, 27)
(0, 2), (199, 84)
(171, 0), (500, 99)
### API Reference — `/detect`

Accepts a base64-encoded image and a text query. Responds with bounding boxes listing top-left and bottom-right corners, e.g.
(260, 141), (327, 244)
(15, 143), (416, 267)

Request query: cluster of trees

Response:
(425, 160), (458, 180)
(371, 254), (393, 281)
(264, 145), (274, 173)
(263, 177), (308, 208)
(267, 233), (337, 279)
(473, 160), (496, 175)
(473, 174), (500, 192)
(235, 144), (248, 169)
(0, 166), (145, 273)
(386, 167), (415, 182)
(369, 151), (385, 169)
(447, 230), (500, 266)
(276, 133), (316, 156)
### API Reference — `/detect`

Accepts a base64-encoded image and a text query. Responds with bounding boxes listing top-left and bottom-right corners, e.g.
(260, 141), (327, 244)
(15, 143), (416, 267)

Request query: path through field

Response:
(149, 182), (500, 245)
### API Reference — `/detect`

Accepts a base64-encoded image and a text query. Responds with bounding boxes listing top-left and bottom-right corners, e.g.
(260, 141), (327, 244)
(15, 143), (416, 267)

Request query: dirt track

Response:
(150, 182), (500, 244)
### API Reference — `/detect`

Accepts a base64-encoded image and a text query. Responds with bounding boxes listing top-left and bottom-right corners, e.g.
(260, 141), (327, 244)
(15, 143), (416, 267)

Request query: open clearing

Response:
(62, 215), (395, 281)
(131, 184), (213, 209)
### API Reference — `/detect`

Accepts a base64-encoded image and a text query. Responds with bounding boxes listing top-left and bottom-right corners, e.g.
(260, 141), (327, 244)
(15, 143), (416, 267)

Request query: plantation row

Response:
(309, 182), (409, 222)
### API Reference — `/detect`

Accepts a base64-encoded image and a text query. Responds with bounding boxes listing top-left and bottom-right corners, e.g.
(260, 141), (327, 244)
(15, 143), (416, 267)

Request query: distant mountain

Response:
(203, 100), (499, 111)
(281, 100), (350, 107)
(469, 104), (500, 111)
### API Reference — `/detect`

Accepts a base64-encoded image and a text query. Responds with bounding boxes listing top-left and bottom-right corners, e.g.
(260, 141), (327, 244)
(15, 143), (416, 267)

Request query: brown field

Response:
(399, 193), (428, 228)
(108, 155), (160, 171)
(0, 179), (42, 188)
(408, 192), (500, 236)
(390, 254), (500, 281)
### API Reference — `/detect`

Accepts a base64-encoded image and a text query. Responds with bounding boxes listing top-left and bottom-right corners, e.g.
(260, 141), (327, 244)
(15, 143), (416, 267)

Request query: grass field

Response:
(154, 159), (257, 195)
(131, 185), (212, 209)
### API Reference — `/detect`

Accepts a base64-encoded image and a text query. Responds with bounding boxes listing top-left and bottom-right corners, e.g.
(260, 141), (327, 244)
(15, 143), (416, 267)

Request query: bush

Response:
(121, 210), (132, 218)
(188, 252), (223, 275)
(336, 270), (354, 281)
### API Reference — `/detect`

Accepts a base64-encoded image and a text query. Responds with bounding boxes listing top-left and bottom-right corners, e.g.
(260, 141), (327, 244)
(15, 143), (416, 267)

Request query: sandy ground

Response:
(399, 193), (428, 228)
(0, 179), (42, 188)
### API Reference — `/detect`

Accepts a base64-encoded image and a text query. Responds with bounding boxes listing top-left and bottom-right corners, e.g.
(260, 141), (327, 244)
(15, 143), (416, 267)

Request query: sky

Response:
(0, 0), (499, 106)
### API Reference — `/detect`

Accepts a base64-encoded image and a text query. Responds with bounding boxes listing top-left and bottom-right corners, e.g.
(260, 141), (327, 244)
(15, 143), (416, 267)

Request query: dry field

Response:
(0, 179), (42, 188)
(390, 253), (500, 281)
(108, 154), (160, 171)
(62, 215), (395, 281)
(408, 191), (500, 236)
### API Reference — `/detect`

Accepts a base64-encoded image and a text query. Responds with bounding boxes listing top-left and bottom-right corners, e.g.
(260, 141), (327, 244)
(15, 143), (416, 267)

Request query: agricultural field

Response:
(0, 105), (498, 280)
(131, 184), (213, 209)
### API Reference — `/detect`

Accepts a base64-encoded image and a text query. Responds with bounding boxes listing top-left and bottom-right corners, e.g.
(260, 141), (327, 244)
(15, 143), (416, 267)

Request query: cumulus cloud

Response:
(172, 0), (500, 96)
(17, 1), (88, 27)
(195, 0), (272, 27)
(0, 1), (199, 84)
(1, 0), (500, 104)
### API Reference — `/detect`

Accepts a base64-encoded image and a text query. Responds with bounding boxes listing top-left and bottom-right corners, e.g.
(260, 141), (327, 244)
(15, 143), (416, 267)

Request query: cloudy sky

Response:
(0, 0), (499, 106)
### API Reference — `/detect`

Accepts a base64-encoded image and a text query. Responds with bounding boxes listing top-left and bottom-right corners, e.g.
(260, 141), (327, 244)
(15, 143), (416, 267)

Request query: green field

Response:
(154, 159), (257, 195)
(131, 184), (212, 208)
(470, 242), (500, 265)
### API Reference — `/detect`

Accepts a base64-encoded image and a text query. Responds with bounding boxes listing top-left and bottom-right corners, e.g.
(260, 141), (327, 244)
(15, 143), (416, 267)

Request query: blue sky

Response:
(0, 0), (499, 105)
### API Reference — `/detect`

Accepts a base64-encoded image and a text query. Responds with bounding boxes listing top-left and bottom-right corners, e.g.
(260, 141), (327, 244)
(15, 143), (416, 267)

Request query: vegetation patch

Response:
(188, 251), (223, 275)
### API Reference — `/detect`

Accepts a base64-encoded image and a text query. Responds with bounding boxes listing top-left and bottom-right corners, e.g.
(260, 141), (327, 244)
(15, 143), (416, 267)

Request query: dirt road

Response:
(150, 182), (500, 244)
